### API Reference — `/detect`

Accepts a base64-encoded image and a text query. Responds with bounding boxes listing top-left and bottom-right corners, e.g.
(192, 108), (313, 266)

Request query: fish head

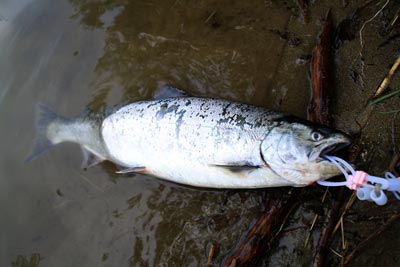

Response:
(260, 118), (350, 186)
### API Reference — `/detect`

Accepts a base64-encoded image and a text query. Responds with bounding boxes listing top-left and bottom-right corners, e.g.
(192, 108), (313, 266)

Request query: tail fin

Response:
(25, 103), (60, 163)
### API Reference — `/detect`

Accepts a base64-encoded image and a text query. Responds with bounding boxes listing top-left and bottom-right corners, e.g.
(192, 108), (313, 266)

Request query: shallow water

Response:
(1, 0), (400, 266)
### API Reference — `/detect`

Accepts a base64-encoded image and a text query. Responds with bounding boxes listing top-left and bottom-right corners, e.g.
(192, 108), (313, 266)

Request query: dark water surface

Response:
(1, 0), (400, 266)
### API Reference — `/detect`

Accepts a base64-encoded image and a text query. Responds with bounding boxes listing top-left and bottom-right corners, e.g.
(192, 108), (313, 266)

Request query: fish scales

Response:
(102, 98), (283, 168)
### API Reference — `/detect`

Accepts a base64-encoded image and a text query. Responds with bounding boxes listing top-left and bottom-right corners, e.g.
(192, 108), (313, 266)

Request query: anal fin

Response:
(116, 167), (146, 174)
(81, 146), (105, 169)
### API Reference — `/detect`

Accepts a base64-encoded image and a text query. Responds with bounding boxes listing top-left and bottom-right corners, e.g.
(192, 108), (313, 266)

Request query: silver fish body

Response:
(30, 97), (350, 188)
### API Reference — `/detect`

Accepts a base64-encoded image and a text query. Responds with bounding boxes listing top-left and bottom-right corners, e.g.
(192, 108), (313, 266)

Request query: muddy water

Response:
(1, 0), (400, 266)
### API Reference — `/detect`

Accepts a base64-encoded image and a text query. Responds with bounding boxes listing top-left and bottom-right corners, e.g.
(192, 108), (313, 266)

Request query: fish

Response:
(27, 94), (350, 188)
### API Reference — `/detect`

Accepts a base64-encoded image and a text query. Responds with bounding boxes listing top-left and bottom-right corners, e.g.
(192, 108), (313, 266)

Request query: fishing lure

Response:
(317, 155), (400, 205)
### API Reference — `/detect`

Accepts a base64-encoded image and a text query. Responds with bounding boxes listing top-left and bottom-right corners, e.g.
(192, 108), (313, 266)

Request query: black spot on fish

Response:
(217, 117), (230, 124)
(147, 100), (163, 109)
(233, 114), (247, 126)
(221, 103), (232, 116)
(175, 109), (186, 139)
(253, 118), (264, 128)
(155, 103), (180, 119)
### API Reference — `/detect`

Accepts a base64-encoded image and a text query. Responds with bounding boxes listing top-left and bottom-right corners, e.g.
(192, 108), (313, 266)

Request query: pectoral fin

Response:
(81, 146), (105, 169)
(208, 162), (260, 174)
(116, 167), (146, 174)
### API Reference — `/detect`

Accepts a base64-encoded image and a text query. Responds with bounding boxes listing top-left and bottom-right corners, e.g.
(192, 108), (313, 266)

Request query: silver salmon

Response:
(28, 97), (350, 188)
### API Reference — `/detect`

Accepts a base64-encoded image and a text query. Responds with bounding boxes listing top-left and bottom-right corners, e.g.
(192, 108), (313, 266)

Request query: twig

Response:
(389, 7), (400, 28)
(330, 248), (344, 258)
(305, 188), (329, 247)
(312, 188), (345, 267)
(278, 226), (309, 237)
(357, 0), (391, 79)
(331, 192), (357, 240)
(206, 243), (216, 266)
(359, 0), (391, 49)
(343, 213), (400, 266)
(374, 54), (400, 97)
(305, 213), (320, 247)
(205, 10), (217, 23)
(276, 200), (301, 235)
(340, 216), (346, 250)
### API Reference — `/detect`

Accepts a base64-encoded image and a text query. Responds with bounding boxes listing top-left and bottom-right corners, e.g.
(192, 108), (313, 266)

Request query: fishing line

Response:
(317, 155), (400, 205)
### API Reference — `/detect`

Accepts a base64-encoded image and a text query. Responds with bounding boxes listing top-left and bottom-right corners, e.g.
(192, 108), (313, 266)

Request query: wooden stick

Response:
(374, 55), (400, 97)
(305, 188), (329, 248)
(308, 10), (334, 126)
(312, 188), (345, 267)
(330, 192), (357, 240)
(223, 189), (299, 267)
(308, 9), (347, 267)
(206, 243), (216, 266)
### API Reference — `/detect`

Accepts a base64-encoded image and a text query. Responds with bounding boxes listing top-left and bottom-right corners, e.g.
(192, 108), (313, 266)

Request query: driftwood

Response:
(223, 189), (298, 267)
(308, 10), (345, 267)
(308, 10), (334, 127)
(223, 9), (339, 267)
(222, 8), (348, 267)
(312, 188), (345, 267)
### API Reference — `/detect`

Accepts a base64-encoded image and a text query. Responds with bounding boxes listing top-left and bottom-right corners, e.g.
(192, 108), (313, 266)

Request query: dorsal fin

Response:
(153, 85), (188, 100)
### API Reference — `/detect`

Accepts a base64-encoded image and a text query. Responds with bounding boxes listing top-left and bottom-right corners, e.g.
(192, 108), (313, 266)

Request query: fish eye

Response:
(311, 131), (324, 141)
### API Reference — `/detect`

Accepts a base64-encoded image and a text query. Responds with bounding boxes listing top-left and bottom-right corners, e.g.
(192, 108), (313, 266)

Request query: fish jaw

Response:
(308, 133), (351, 161)
(269, 160), (344, 186)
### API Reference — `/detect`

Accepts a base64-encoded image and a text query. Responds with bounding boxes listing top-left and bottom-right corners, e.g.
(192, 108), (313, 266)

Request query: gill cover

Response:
(261, 123), (313, 166)
(260, 120), (350, 185)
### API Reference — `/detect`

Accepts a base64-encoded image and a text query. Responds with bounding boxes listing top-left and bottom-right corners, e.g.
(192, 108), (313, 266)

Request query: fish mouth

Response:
(309, 135), (351, 161)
